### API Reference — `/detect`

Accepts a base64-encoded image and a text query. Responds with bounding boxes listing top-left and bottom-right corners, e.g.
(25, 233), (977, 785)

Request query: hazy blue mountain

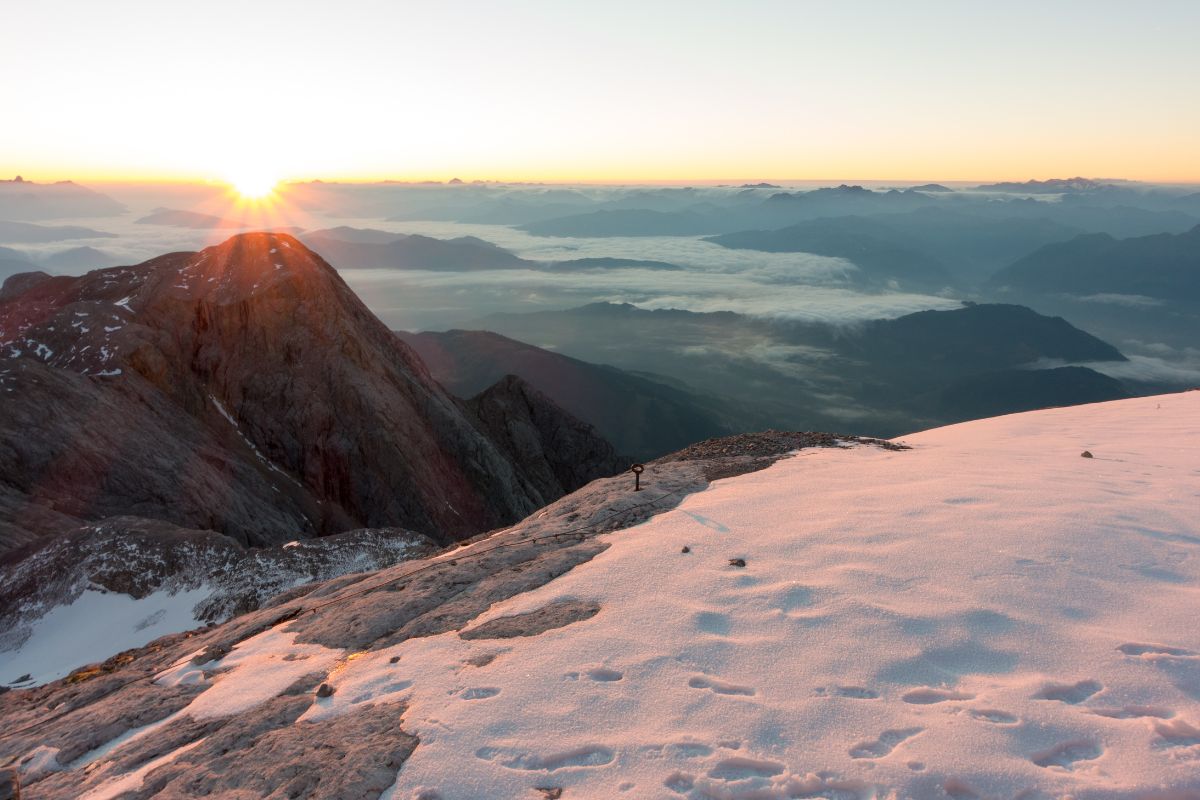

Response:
(301, 230), (529, 270)
(709, 209), (1083, 285)
(760, 185), (938, 219)
(0, 219), (116, 243)
(134, 208), (244, 228)
(396, 329), (732, 459)
(707, 217), (952, 289)
(937, 366), (1128, 418)
(989, 224), (1200, 302)
(521, 209), (717, 237)
(846, 303), (1125, 369)
(545, 257), (684, 272)
(305, 226), (408, 244)
(39, 246), (123, 271)
(0, 177), (126, 220)
(973, 177), (1114, 193)
(1022, 203), (1198, 239)
(0, 247), (37, 278)
(873, 207), (1086, 279)
(477, 301), (1132, 437)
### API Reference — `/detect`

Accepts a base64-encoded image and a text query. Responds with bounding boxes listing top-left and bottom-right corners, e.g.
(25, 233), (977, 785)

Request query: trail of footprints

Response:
(454, 620), (1196, 793)
(805, 637), (1199, 778)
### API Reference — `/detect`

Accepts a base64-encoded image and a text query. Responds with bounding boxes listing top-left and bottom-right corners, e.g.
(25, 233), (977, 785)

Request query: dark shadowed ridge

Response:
(397, 329), (732, 460)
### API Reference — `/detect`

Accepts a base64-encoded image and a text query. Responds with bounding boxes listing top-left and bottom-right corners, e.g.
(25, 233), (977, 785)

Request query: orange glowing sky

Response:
(4, 1), (1200, 185)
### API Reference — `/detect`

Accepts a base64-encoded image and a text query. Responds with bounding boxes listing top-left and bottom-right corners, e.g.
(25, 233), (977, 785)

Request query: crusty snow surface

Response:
(358, 393), (1200, 798)
(24, 393), (1198, 799)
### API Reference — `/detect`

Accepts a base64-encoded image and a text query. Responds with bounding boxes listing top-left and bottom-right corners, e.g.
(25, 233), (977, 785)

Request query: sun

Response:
(227, 172), (278, 201)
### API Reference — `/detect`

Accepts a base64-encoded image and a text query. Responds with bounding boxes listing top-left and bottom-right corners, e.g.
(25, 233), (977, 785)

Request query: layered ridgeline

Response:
(475, 302), (1134, 436)
(1, 393), (1196, 798)
(0, 232), (624, 555)
(990, 223), (1200, 303)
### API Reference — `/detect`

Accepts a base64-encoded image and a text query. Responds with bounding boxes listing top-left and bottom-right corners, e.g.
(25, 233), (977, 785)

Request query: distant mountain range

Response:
(301, 228), (528, 270)
(477, 301), (1133, 436)
(521, 209), (717, 237)
(300, 227), (689, 273)
(0, 245), (123, 278)
(990, 224), (1200, 302)
(974, 177), (1115, 193)
(134, 208), (247, 228)
(707, 217), (954, 290)
(0, 177), (126, 220)
(0, 219), (115, 243)
(0, 233), (623, 555)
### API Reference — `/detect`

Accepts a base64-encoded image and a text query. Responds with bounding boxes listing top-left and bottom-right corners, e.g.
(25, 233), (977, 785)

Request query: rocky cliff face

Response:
(0, 232), (622, 553)
(467, 374), (628, 503)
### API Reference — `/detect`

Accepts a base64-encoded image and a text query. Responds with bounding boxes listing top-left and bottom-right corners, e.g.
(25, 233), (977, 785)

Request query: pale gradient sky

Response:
(4, 0), (1199, 184)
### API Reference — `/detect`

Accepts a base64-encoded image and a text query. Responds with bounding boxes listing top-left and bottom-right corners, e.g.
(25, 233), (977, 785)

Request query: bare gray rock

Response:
(0, 767), (18, 800)
(460, 598), (601, 639)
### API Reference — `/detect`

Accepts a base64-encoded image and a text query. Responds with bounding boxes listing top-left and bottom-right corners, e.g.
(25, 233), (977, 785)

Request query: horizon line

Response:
(6, 173), (1200, 189)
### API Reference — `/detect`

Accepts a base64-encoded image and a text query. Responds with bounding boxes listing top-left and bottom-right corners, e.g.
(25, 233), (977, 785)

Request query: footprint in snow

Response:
(664, 771), (694, 793)
(667, 742), (712, 758)
(1034, 679), (1102, 704)
(688, 675), (756, 696)
(1030, 739), (1102, 769)
(474, 744), (615, 771)
(1153, 718), (1200, 747)
(774, 584), (815, 611)
(814, 685), (878, 699)
(848, 727), (923, 759)
(1118, 642), (1196, 657)
(459, 687), (501, 700)
(707, 756), (785, 781)
(943, 777), (982, 799)
(564, 667), (624, 682)
(969, 708), (1019, 725)
(902, 687), (975, 704)
(1090, 705), (1174, 720)
(693, 611), (732, 636)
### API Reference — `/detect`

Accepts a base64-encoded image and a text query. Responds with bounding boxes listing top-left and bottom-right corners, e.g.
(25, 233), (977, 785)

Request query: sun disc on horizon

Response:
(228, 173), (278, 201)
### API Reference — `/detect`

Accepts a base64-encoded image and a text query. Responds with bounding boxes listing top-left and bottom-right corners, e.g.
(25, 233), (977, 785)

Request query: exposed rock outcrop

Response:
(468, 374), (629, 504)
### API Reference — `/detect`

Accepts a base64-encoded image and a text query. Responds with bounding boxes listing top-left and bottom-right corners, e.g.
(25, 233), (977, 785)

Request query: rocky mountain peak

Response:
(0, 233), (623, 553)
(145, 232), (338, 305)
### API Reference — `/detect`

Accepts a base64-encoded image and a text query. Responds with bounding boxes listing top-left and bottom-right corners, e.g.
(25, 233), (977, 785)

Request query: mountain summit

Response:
(0, 233), (622, 553)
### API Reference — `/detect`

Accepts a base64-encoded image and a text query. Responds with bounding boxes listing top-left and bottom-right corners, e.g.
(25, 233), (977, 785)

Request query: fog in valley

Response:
(4, 176), (1199, 451)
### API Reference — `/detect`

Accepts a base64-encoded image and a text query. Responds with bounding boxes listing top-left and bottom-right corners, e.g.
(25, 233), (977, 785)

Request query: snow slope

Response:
(118, 391), (1200, 799)
(0, 587), (212, 687)
(11, 393), (1198, 799)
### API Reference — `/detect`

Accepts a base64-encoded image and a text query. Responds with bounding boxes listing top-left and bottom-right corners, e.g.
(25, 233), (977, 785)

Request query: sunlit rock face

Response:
(0, 232), (622, 553)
